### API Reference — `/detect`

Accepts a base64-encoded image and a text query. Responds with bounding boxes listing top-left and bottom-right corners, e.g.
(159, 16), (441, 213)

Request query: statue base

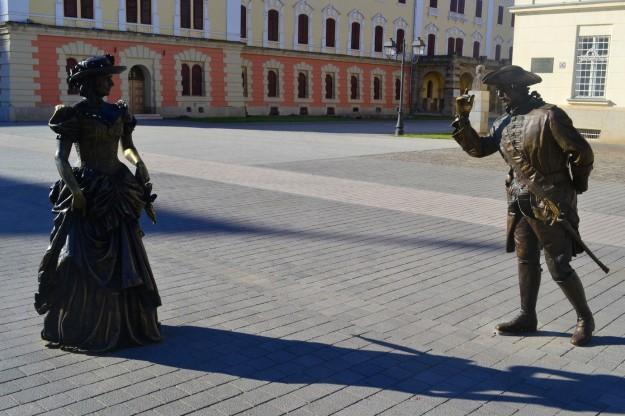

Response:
(469, 90), (490, 135)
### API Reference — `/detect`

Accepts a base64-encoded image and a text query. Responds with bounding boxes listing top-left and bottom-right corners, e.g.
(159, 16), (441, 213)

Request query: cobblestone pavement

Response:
(1, 121), (624, 416)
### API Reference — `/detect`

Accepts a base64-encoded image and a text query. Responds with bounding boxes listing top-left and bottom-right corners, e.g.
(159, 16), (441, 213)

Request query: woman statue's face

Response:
(93, 75), (114, 97)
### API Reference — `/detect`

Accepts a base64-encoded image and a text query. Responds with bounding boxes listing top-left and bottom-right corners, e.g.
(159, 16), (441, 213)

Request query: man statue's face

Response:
(496, 85), (526, 108)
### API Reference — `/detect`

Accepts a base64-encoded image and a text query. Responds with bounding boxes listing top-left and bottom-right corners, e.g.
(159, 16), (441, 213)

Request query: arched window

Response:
(396, 29), (405, 54)
(325, 74), (334, 99)
(476, 0), (482, 17)
(268, 9), (279, 41)
(241, 5), (247, 38)
(350, 75), (359, 99)
(509, 46), (513, 60)
(447, 37), (455, 55)
(395, 78), (401, 100)
(267, 70), (278, 97)
(181, 63), (190, 96)
(497, 6), (503, 24)
(427, 34), (436, 56)
(66, 58), (79, 95)
(351, 22), (360, 50)
(297, 72), (307, 98)
(473, 41), (480, 59)
(325, 18), (336, 47)
(191, 64), (203, 96)
(298, 14), (309, 44)
(374, 26), (384, 52)
(495, 44), (502, 60)
(373, 77), (381, 100)
(427, 80), (433, 98)
(455, 38), (463, 56)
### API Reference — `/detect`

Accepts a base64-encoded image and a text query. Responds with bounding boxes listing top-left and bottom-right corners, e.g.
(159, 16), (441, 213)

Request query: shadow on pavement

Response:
(1, 175), (502, 252)
(107, 325), (624, 413)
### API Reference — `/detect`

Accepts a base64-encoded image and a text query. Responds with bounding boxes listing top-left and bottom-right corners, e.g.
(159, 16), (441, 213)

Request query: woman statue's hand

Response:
(72, 191), (87, 215)
(136, 161), (150, 184)
(455, 88), (475, 118)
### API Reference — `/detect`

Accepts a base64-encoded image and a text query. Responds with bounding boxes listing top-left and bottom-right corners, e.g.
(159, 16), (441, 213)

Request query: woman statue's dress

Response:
(35, 100), (162, 352)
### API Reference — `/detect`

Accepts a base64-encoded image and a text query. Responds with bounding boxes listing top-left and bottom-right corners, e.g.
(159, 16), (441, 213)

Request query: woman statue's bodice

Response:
(49, 100), (136, 174)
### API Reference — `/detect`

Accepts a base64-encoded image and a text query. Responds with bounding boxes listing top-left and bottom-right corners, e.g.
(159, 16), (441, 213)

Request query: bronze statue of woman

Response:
(35, 55), (162, 352)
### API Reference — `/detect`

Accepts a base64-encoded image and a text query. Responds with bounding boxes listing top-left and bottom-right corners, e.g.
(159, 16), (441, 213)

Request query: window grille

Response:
(574, 36), (609, 98)
(577, 128), (601, 140)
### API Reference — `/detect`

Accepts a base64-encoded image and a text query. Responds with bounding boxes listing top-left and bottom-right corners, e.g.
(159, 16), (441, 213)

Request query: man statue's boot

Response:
(557, 272), (594, 346)
(496, 262), (541, 334)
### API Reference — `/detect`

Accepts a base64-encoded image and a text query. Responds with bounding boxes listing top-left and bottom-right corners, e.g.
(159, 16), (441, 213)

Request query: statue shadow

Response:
(106, 325), (624, 413)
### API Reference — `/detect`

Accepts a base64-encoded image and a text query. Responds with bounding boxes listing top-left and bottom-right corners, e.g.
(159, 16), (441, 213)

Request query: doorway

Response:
(129, 66), (146, 114)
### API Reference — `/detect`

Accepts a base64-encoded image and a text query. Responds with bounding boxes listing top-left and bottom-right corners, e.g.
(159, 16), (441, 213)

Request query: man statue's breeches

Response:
(514, 215), (575, 283)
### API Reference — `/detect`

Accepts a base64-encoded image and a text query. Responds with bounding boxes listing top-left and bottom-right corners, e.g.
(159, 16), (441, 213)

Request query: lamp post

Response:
(384, 36), (426, 136)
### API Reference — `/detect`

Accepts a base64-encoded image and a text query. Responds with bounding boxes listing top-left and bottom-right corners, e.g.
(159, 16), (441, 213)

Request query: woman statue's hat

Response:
(67, 54), (126, 83)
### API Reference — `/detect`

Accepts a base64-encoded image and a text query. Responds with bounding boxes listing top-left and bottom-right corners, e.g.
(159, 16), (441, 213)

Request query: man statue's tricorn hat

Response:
(67, 54), (126, 84)
(481, 65), (542, 87)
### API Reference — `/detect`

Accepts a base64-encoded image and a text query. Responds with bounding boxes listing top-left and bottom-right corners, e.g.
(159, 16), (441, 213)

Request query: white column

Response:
(118, 0), (126, 31)
(413, 0), (424, 40)
(152, 0), (160, 34)
(226, 0), (241, 41)
(94, 0), (102, 28)
(174, 0), (180, 36)
(203, 0), (210, 38)
(485, 0), (495, 59)
(55, 0), (64, 26)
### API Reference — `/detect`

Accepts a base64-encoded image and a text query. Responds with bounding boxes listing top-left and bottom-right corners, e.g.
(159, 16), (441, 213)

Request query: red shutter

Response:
(141, 0), (151, 24)
(64, 0), (78, 17)
(191, 65), (203, 96)
(374, 26), (383, 52)
(325, 19), (336, 47)
(298, 15), (308, 44)
(126, 0), (137, 23)
(455, 38), (463, 56)
(181, 0), (191, 28)
(193, 0), (203, 29)
(241, 6), (247, 38)
(268, 10), (279, 41)
(351, 22), (360, 50)
(181, 64), (190, 96)
(427, 34), (436, 56)
(81, 0), (94, 19)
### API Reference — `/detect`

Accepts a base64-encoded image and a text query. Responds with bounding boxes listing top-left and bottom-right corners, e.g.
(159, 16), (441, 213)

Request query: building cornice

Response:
(511, 0), (625, 14)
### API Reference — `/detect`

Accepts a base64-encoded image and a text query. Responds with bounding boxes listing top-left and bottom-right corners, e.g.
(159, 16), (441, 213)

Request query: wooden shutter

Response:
(126, 0), (137, 23)
(373, 77), (381, 100)
(325, 19), (335, 47)
(64, 0), (77, 17)
(193, 0), (203, 30)
(325, 74), (333, 99)
(350, 76), (358, 100)
(191, 65), (203, 96)
(81, 0), (94, 19)
(181, 64), (190, 96)
(298, 15), (308, 44)
(140, 0), (151, 24)
(181, 0), (191, 28)
(427, 34), (436, 56)
(241, 6), (247, 38)
(297, 73), (307, 98)
(267, 70), (278, 97)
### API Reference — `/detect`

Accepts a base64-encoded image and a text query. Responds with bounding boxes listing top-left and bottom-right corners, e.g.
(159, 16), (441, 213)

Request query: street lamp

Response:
(385, 36), (426, 136)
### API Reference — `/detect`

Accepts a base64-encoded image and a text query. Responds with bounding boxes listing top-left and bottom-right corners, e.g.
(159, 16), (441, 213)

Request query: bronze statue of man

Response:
(453, 65), (595, 346)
